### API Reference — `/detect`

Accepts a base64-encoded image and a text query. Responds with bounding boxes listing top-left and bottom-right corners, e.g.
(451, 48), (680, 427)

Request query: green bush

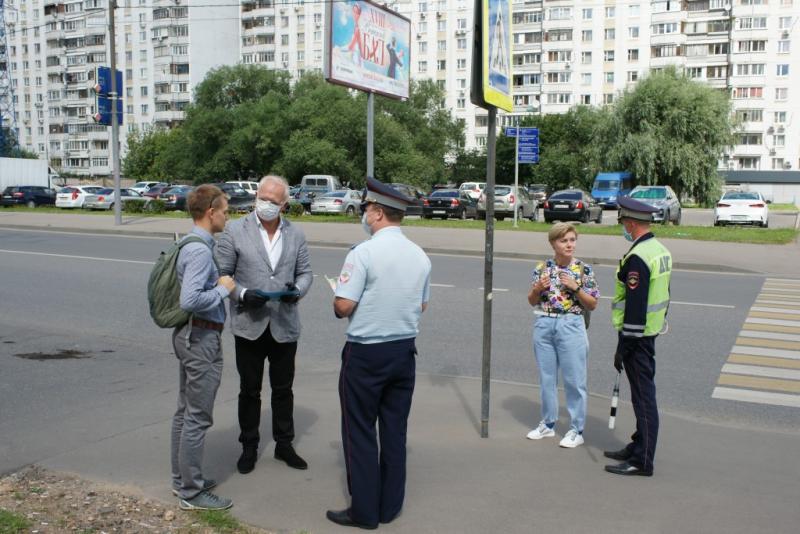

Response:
(146, 199), (166, 214)
(123, 199), (148, 213)
(287, 202), (305, 217)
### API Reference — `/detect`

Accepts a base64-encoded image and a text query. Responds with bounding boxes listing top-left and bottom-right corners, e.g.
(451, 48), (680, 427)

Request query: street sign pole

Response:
(513, 116), (519, 228)
(108, 0), (121, 226)
(481, 107), (496, 439)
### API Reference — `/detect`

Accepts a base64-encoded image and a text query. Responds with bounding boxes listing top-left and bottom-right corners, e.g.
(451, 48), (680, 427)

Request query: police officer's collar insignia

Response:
(627, 271), (640, 290)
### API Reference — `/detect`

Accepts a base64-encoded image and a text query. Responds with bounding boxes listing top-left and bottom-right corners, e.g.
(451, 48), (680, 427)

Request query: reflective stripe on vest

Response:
(611, 238), (672, 336)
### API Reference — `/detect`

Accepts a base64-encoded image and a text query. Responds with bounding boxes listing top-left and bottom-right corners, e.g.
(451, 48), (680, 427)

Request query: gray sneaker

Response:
(179, 490), (233, 511)
(172, 479), (217, 497)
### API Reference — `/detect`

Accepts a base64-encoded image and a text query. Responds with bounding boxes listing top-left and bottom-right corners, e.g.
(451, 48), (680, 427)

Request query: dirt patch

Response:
(0, 466), (274, 533)
(14, 349), (90, 361)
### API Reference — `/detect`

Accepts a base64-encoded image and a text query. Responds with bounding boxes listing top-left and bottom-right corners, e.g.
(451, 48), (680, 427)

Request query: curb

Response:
(1, 223), (761, 274)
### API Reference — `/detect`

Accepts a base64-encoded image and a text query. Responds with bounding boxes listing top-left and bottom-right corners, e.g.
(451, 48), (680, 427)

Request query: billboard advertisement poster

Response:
(325, 0), (411, 100)
(482, 0), (512, 111)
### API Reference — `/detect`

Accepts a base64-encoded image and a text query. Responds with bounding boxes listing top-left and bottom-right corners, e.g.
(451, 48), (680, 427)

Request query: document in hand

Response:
(324, 275), (338, 293)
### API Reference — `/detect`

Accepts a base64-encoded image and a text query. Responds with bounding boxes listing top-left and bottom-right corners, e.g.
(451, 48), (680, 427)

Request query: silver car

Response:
(628, 185), (681, 225)
(83, 188), (145, 210)
(477, 185), (538, 221)
(310, 189), (362, 216)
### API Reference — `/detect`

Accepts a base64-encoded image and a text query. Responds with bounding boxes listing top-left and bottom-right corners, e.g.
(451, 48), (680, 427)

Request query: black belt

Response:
(535, 310), (581, 318)
(192, 318), (224, 332)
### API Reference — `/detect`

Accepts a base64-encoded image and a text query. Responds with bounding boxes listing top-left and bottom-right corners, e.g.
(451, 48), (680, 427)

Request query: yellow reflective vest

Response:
(612, 238), (672, 337)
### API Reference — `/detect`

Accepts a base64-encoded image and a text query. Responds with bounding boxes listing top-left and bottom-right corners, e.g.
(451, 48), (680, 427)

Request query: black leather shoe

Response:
(275, 444), (308, 470)
(237, 446), (258, 474)
(603, 448), (633, 461)
(326, 509), (377, 530)
(604, 461), (653, 477)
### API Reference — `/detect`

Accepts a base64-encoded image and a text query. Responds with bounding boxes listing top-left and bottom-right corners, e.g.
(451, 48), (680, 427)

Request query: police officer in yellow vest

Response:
(604, 196), (671, 477)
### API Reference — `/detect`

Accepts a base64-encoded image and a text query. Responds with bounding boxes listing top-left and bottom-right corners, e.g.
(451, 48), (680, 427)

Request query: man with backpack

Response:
(169, 184), (236, 510)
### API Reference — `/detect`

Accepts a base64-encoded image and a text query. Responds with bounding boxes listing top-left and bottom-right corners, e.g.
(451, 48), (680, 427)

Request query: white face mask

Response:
(361, 212), (373, 236)
(256, 198), (282, 221)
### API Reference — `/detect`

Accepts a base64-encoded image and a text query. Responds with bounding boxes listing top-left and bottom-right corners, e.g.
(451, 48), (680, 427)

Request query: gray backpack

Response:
(147, 235), (210, 328)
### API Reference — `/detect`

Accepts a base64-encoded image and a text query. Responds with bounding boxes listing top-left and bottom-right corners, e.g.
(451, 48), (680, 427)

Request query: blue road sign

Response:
(519, 136), (539, 147)
(518, 153), (539, 164)
(519, 127), (539, 137)
(518, 145), (539, 154)
(94, 94), (123, 126)
(94, 66), (123, 95)
(504, 127), (518, 137)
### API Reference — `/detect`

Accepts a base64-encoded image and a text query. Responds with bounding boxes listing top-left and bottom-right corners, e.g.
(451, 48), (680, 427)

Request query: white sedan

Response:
(714, 191), (769, 227)
(55, 186), (106, 208)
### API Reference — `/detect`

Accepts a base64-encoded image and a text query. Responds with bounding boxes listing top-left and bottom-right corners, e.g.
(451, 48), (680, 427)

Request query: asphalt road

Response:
(1, 228), (797, 475)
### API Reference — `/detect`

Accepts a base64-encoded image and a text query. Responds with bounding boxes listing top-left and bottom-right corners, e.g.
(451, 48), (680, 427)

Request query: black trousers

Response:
(235, 325), (297, 448)
(339, 338), (416, 527)
(622, 335), (659, 472)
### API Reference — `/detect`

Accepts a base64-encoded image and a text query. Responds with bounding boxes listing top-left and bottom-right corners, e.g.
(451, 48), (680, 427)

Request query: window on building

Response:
(437, 59), (446, 71)
(773, 135), (785, 147)
(581, 51), (592, 64)
(777, 41), (790, 53)
(779, 17), (792, 30)
(582, 30), (592, 42)
(628, 26), (639, 38)
(707, 66), (727, 79)
(582, 8), (592, 20)
(605, 6), (615, 18)
(457, 58), (467, 69)
(737, 157), (760, 170)
(605, 72), (615, 83)
(438, 40), (446, 51)
(546, 93), (572, 104)
(776, 64), (789, 76)
(736, 63), (765, 75)
(627, 49), (639, 61)
(772, 158), (785, 170)
(629, 4), (640, 16)
(603, 93), (614, 104)
(733, 87), (763, 98)
(581, 73), (592, 84)
(774, 111), (787, 123)
(627, 71), (638, 82)
(418, 61), (427, 73)
(419, 42), (427, 53)
(735, 109), (763, 122)
(604, 50), (615, 62)
(775, 88), (788, 100)
(738, 40), (766, 53)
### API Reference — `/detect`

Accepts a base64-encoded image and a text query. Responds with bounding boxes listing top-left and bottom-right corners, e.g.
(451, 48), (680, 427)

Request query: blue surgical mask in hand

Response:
(256, 199), (281, 221)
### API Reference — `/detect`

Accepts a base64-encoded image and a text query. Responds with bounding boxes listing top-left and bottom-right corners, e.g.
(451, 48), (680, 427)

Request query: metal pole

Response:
(109, 0), (121, 226)
(480, 107), (497, 439)
(513, 115), (519, 228)
(367, 92), (374, 178)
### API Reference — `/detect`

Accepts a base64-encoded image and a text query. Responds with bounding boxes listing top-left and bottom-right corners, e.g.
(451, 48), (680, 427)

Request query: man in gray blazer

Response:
(216, 175), (313, 474)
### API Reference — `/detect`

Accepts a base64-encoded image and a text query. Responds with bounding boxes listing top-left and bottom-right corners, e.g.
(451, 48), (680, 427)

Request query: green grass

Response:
(0, 509), (32, 533)
(767, 203), (799, 211)
(194, 509), (243, 532)
(2, 206), (796, 245)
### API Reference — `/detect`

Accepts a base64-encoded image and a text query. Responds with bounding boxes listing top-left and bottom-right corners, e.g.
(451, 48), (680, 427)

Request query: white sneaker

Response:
(559, 429), (584, 448)
(526, 422), (555, 440)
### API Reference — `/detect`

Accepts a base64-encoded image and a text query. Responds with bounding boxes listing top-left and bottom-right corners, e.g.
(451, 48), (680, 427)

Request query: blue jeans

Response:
(533, 313), (588, 433)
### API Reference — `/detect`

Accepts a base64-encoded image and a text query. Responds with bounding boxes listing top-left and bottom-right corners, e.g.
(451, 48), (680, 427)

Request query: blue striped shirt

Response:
(176, 226), (229, 324)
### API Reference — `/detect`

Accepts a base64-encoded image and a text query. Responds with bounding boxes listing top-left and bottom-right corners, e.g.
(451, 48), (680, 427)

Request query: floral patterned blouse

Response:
(530, 258), (600, 315)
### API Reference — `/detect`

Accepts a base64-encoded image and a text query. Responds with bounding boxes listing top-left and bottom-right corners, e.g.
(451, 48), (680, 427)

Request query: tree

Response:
(193, 65), (291, 109)
(598, 66), (735, 205)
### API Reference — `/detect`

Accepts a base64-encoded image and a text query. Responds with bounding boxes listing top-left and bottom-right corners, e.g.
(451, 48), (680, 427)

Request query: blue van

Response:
(591, 172), (633, 209)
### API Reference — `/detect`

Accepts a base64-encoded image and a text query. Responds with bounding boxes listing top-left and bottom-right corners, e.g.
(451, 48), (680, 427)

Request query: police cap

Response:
(361, 176), (412, 212)
(617, 196), (659, 222)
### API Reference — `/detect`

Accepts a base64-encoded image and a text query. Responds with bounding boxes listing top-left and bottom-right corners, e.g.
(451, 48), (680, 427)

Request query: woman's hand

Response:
(558, 272), (580, 292)
(531, 278), (549, 293)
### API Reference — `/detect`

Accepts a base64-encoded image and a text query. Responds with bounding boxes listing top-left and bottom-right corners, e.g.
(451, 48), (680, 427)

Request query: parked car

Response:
(543, 189), (603, 224)
(458, 182), (486, 201)
(55, 185), (105, 208)
(628, 185), (681, 225)
(527, 183), (549, 203)
(83, 188), (144, 210)
(142, 183), (172, 198)
(156, 185), (194, 211)
(130, 181), (162, 194)
(310, 189), (362, 216)
(227, 180), (259, 197)
(213, 183), (253, 213)
(422, 189), (477, 220)
(294, 186), (330, 213)
(301, 174), (343, 191)
(289, 185), (300, 197)
(1, 185), (57, 208)
(477, 185), (538, 221)
(591, 172), (633, 209)
(387, 183), (427, 217)
(714, 190), (769, 227)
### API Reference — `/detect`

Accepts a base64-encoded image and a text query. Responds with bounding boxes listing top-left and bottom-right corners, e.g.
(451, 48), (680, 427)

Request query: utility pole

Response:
(513, 115), (519, 228)
(108, 0), (122, 225)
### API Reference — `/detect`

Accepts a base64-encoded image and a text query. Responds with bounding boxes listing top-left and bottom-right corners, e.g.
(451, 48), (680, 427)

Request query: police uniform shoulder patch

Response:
(627, 271), (640, 290)
(339, 262), (354, 284)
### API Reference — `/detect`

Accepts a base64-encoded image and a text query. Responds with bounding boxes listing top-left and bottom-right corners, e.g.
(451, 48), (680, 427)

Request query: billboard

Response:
(481, 0), (512, 111)
(325, 0), (411, 100)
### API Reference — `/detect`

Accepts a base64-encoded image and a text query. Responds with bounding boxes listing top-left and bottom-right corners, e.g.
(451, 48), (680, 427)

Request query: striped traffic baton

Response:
(608, 372), (621, 430)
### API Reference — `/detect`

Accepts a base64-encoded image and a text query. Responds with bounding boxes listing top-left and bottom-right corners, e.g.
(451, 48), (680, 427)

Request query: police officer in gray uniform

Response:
(326, 177), (432, 530)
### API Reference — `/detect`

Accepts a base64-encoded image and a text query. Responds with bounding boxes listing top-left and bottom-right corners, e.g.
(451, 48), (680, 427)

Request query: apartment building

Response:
(4, 0), (798, 176)
(4, 0), (238, 178)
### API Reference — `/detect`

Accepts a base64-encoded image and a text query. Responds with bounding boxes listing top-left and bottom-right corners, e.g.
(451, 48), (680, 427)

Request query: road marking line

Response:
(0, 248), (153, 265)
(712, 387), (800, 408)
(754, 300), (800, 309)
(748, 311), (800, 321)
(765, 278), (800, 285)
(739, 322), (800, 335)
(721, 364), (800, 381)
(718, 374), (800, 393)
(753, 293), (798, 302)
(430, 283), (455, 288)
(479, 287), (509, 292)
(728, 354), (800, 369)
(595, 296), (734, 309)
(737, 330), (800, 342)
(745, 317), (800, 327)
(751, 306), (800, 315)
(762, 287), (800, 294)
(731, 345), (800, 360)
(735, 337), (800, 351)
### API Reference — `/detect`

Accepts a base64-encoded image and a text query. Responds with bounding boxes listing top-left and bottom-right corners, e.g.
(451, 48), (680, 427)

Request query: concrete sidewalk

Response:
(40, 370), (800, 534)
(1, 211), (798, 275)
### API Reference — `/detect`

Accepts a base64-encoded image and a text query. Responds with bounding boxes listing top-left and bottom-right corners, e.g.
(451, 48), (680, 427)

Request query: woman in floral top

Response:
(526, 222), (599, 448)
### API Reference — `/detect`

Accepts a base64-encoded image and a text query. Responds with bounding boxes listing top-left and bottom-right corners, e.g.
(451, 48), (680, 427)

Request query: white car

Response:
(55, 185), (106, 208)
(714, 191), (769, 227)
(459, 182), (486, 201)
(130, 181), (161, 194)
(226, 181), (259, 197)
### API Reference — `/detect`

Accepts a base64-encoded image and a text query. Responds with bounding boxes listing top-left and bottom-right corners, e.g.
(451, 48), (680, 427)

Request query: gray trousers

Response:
(170, 323), (223, 499)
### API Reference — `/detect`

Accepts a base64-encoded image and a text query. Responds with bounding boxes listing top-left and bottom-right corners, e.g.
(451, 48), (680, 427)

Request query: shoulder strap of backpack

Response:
(176, 234), (218, 268)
